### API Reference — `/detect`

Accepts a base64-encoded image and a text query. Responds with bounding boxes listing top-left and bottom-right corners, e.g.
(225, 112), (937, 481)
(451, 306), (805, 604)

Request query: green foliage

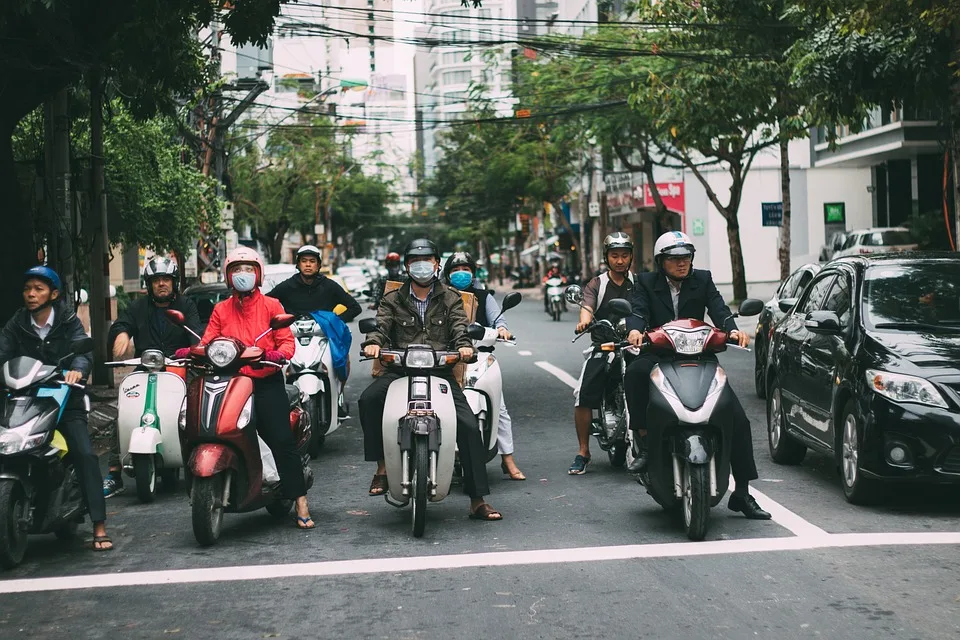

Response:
(907, 209), (956, 250)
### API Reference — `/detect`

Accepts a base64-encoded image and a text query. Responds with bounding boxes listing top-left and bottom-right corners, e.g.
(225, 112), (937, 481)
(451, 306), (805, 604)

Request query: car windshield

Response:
(861, 230), (913, 246)
(863, 263), (960, 329)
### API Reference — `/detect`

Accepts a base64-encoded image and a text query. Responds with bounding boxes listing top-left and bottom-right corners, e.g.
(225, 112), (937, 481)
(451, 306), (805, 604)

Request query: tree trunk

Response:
(726, 220), (748, 302)
(88, 69), (112, 386)
(271, 226), (287, 263)
(0, 121), (37, 320)
(778, 135), (792, 281)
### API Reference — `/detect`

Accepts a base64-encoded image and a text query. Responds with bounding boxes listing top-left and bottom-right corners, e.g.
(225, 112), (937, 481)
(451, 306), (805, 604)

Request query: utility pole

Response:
(88, 69), (111, 385)
(44, 89), (75, 305)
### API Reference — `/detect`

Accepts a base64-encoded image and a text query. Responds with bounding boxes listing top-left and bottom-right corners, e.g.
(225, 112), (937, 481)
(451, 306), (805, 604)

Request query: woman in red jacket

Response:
(185, 247), (314, 529)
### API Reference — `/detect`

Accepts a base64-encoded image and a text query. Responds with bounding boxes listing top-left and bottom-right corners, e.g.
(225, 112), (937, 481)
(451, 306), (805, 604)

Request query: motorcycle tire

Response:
(681, 462), (710, 542)
(133, 454), (157, 503)
(412, 438), (429, 538)
(191, 474), (225, 546)
(306, 398), (324, 459)
(159, 468), (179, 493)
(0, 481), (28, 569)
(609, 440), (627, 468)
(266, 499), (294, 519)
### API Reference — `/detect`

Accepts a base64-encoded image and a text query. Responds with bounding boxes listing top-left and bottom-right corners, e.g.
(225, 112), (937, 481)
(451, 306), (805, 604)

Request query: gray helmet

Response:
(143, 257), (179, 301)
(403, 238), (440, 263)
(603, 232), (634, 268)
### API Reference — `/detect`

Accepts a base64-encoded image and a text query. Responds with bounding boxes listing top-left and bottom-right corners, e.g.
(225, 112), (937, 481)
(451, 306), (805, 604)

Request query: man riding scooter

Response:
(358, 238), (502, 522)
(371, 251), (407, 310)
(268, 245), (361, 322)
(104, 257), (201, 498)
(623, 231), (771, 520)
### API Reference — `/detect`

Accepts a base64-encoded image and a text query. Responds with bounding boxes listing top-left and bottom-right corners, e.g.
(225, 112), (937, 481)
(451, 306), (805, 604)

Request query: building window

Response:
(442, 70), (472, 85)
(442, 50), (469, 65)
(444, 91), (468, 105)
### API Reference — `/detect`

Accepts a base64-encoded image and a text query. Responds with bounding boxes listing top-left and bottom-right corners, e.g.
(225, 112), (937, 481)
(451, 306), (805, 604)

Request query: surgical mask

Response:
(449, 271), (473, 290)
(232, 272), (256, 292)
(407, 261), (437, 285)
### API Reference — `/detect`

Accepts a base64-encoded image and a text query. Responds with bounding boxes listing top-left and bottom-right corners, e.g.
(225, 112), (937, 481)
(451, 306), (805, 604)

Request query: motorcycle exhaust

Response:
(429, 451), (438, 497)
(401, 451), (410, 496)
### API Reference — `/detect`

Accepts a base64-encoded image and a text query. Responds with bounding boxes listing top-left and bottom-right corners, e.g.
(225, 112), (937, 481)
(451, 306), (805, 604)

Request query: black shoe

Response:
(727, 493), (772, 520)
(626, 450), (648, 474)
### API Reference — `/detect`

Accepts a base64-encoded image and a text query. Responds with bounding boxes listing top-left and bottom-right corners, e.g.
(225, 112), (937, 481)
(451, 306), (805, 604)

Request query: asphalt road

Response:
(1, 300), (959, 639)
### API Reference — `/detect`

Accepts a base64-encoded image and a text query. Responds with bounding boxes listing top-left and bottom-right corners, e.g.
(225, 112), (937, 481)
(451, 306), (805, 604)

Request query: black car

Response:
(764, 253), (960, 504)
(181, 281), (231, 330)
(754, 263), (820, 398)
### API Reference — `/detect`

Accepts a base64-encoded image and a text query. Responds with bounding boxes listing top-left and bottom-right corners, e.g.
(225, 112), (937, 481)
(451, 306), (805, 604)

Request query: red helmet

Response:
(386, 251), (401, 265)
(223, 247), (264, 288)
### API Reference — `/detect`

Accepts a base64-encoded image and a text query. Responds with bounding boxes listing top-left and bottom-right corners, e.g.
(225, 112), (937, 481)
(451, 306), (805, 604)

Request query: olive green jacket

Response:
(361, 281), (473, 351)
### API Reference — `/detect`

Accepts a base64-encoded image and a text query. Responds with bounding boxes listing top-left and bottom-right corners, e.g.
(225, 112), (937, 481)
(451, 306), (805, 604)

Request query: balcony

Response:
(812, 105), (944, 168)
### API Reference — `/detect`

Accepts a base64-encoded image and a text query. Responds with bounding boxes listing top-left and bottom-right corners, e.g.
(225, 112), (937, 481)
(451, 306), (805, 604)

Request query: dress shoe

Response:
(626, 449), (648, 474)
(727, 493), (772, 520)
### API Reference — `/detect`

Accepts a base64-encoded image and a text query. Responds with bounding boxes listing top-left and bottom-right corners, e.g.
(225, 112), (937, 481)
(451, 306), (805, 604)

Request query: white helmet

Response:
(654, 231), (696, 260)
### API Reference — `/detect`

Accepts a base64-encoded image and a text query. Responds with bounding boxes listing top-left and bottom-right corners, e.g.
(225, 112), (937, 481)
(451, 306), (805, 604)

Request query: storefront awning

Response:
(518, 235), (560, 257)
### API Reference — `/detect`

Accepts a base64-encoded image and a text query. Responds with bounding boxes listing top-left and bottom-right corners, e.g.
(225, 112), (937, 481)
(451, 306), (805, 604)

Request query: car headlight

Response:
(237, 397), (254, 429)
(404, 349), (436, 369)
(208, 339), (239, 368)
(865, 369), (948, 409)
(140, 349), (165, 370)
(664, 327), (711, 355)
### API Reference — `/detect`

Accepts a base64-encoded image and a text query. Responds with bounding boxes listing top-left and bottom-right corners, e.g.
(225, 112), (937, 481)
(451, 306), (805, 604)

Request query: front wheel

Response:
(191, 475), (225, 546)
(412, 439), (429, 538)
(840, 401), (879, 505)
(133, 454), (157, 503)
(0, 481), (28, 569)
(681, 462), (710, 542)
(306, 397), (325, 459)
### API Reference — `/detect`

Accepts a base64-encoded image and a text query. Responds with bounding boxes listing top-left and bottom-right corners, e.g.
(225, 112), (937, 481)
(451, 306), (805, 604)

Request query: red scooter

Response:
(165, 310), (313, 546)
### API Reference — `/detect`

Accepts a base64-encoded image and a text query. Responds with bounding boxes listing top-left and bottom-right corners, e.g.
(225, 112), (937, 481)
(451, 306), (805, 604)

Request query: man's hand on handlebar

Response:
(627, 330), (645, 347)
(576, 320), (591, 334)
(364, 344), (381, 358)
(63, 370), (83, 386)
(459, 346), (475, 361)
(496, 327), (513, 341)
(729, 330), (750, 348)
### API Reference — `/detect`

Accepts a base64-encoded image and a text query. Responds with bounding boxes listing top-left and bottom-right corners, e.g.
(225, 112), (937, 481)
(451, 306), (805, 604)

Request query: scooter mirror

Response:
(606, 298), (633, 318)
(564, 285), (583, 304)
(466, 323), (486, 340)
(500, 291), (522, 312)
(737, 298), (764, 317)
(270, 313), (296, 330)
(164, 309), (186, 325)
(358, 318), (379, 334)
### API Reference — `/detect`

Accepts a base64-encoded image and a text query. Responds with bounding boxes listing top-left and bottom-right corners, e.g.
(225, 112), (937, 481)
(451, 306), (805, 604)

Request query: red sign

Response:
(523, 48), (537, 60)
(643, 182), (685, 214)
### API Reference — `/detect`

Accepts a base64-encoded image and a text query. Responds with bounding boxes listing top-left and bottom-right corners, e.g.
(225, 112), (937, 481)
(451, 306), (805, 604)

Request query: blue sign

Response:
(762, 202), (783, 227)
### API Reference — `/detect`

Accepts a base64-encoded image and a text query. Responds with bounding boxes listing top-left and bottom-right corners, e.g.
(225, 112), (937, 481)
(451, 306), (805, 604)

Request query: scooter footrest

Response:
(384, 495), (409, 509)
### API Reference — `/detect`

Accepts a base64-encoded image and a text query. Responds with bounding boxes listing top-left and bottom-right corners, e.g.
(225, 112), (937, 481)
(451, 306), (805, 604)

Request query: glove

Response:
(174, 347), (191, 359)
(264, 350), (286, 364)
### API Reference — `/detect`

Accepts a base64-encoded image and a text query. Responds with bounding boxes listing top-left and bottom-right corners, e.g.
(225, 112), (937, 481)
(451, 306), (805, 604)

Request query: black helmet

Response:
(403, 238), (440, 263)
(442, 252), (476, 281)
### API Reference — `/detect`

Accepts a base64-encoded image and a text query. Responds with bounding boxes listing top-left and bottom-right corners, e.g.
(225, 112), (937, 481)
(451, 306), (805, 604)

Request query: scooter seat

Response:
(284, 384), (301, 408)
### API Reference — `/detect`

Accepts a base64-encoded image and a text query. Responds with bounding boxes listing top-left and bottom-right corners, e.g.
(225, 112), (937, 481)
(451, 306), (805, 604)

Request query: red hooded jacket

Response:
(202, 289), (295, 379)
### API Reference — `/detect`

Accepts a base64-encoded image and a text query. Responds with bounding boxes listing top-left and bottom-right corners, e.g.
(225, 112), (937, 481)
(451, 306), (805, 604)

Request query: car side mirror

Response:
(165, 309), (186, 325)
(500, 291), (522, 312)
(804, 310), (842, 334)
(466, 323), (486, 340)
(778, 298), (798, 314)
(358, 318), (379, 334)
(737, 298), (764, 317)
(270, 313), (296, 330)
(606, 298), (633, 318)
(564, 285), (583, 304)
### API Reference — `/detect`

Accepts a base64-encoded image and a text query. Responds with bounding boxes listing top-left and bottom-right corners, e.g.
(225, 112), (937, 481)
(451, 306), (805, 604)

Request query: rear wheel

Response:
(412, 439), (429, 538)
(133, 454), (157, 503)
(840, 401), (879, 505)
(767, 382), (807, 465)
(0, 481), (28, 569)
(681, 462), (710, 542)
(191, 475), (224, 546)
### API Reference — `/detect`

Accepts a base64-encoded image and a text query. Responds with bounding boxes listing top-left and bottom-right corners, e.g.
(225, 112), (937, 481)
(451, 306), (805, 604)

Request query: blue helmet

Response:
(24, 266), (62, 291)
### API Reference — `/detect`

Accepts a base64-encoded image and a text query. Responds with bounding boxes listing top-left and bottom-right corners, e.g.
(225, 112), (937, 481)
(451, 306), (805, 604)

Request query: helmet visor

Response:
(661, 245), (695, 258)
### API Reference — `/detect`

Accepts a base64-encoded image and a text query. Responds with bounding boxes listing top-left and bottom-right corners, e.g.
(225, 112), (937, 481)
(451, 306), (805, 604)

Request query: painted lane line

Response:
(517, 350), (533, 356)
(2, 532), (959, 595)
(534, 361), (579, 389)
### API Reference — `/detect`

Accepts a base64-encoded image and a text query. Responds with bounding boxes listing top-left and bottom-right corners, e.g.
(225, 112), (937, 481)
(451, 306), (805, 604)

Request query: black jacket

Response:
(108, 295), (201, 357)
(626, 269), (737, 334)
(267, 274), (361, 321)
(0, 300), (92, 378)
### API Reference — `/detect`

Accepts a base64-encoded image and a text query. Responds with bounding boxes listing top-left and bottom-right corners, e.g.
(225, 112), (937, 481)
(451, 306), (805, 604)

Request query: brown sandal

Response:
(469, 503), (503, 521)
(368, 474), (388, 496)
(501, 462), (526, 481)
(92, 535), (114, 551)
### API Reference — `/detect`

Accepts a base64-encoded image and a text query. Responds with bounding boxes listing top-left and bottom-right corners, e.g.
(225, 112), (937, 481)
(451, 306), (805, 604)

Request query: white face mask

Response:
(232, 272), (256, 292)
(407, 260), (436, 285)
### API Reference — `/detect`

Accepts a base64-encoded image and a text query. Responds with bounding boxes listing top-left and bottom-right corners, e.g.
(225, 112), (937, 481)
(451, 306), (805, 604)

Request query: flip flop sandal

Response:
(501, 462), (526, 481)
(469, 503), (503, 521)
(92, 535), (114, 551)
(368, 474), (388, 496)
(295, 516), (316, 530)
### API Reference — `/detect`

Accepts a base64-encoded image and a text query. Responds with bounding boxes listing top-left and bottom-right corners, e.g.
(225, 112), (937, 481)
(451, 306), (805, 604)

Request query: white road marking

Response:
(517, 350), (533, 356)
(2, 532), (959, 595)
(534, 361), (579, 389)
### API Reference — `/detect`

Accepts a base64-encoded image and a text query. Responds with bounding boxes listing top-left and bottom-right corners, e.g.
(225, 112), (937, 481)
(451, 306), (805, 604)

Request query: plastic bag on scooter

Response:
(258, 436), (280, 483)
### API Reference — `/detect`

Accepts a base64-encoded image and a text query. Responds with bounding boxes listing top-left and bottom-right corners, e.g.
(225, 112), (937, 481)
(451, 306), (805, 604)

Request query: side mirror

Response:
(70, 337), (94, 354)
(606, 298), (633, 318)
(270, 313), (296, 330)
(737, 298), (764, 317)
(358, 318), (379, 334)
(466, 322), (486, 340)
(804, 310), (842, 334)
(165, 309), (186, 325)
(778, 298), (798, 314)
(500, 292), (522, 312)
(564, 285), (583, 305)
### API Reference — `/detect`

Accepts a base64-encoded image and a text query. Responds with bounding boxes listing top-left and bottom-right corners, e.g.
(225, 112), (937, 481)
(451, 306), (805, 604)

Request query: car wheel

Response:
(767, 380), (806, 465)
(754, 333), (767, 399)
(839, 400), (879, 505)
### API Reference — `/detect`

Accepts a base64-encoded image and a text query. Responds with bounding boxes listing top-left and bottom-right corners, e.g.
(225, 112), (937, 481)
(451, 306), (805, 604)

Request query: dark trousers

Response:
(60, 405), (107, 523)
(254, 374), (306, 500)
(358, 371), (491, 499)
(624, 354), (759, 485)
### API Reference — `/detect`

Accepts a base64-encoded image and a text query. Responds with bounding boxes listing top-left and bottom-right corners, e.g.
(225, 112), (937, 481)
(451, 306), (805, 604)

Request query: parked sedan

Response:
(764, 253), (960, 504)
(833, 227), (918, 258)
(754, 262), (821, 398)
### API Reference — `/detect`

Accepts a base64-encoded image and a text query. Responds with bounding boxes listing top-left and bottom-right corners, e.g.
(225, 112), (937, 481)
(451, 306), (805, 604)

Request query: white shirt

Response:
(31, 308), (55, 340)
(668, 281), (681, 319)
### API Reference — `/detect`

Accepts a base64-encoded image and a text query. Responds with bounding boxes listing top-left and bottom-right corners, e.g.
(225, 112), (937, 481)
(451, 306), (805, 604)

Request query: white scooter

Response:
(107, 350), (186, 503)
(463, 292), (522, 463)
(358, 318), (486, 538)
(287, 314), (346, 458)
(545, 277), (566, 321)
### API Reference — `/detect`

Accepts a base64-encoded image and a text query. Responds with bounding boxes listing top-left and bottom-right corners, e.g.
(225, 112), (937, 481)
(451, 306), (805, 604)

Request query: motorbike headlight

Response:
(178, 398), (187, 431)
(140, 349), (165, 370)
(404, 349), (436, 369)
(665, 328), (711, 355)
(207, 339), (239, 368)
(0, 426), (46, 455)
(237, 396), (254, 429)
(865, 369), (948, 408)
(140, 413), (157, 427)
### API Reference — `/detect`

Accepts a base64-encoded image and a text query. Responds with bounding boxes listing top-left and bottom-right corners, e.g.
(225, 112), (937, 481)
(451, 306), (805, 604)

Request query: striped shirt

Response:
(409, 284), (434, 323)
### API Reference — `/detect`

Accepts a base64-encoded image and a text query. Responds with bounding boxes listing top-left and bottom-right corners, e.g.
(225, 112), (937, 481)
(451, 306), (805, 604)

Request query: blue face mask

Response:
(449, 271), (473, 290)
(232, 272), (256, 292)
